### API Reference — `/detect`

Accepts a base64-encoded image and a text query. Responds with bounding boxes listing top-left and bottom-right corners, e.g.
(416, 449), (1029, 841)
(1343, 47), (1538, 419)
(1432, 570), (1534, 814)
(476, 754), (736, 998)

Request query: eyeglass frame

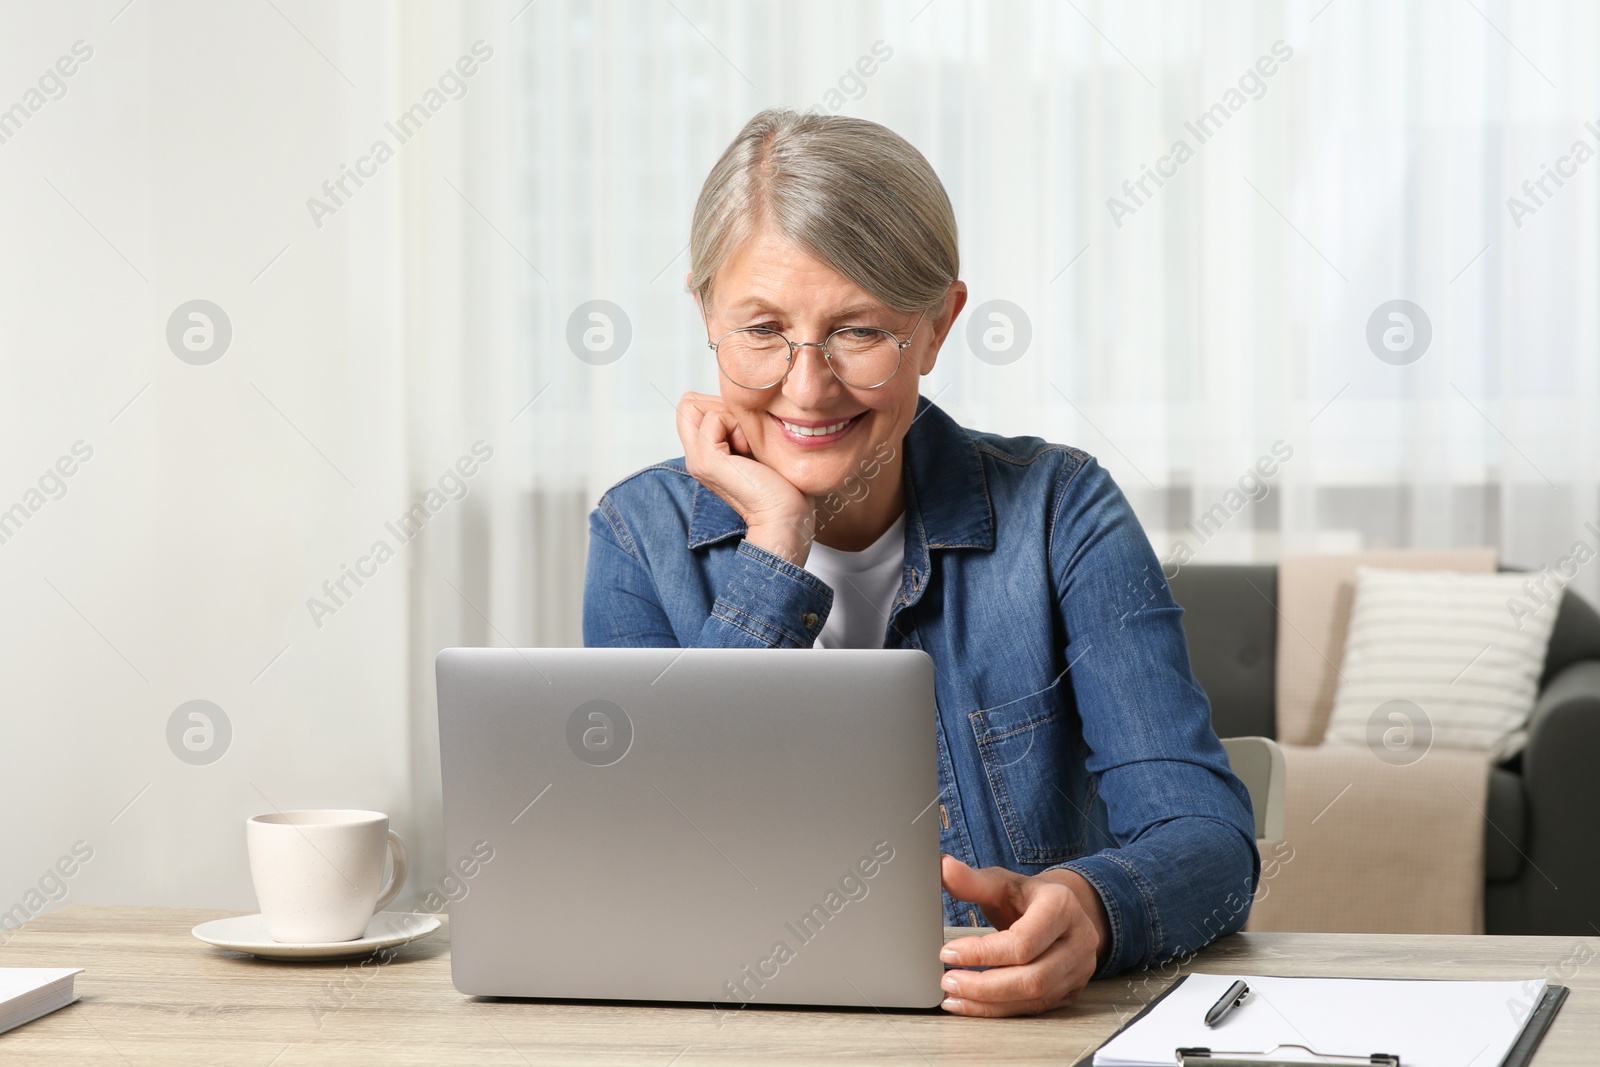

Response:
(703, 307), (930, 391)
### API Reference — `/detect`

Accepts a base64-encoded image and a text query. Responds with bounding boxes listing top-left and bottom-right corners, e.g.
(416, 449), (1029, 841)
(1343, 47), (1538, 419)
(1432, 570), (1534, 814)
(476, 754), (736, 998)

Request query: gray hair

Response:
(689, 108), (959, 318)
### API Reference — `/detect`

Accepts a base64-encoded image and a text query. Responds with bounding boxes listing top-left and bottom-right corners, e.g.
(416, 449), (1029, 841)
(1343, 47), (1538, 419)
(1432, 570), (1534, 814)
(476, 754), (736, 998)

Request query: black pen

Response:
(1203, 980), (1250, 1027)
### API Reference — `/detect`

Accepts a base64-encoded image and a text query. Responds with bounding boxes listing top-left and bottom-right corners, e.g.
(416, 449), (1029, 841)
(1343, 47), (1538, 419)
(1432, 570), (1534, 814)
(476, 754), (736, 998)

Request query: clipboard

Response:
(1073, 974), (1568, 1067)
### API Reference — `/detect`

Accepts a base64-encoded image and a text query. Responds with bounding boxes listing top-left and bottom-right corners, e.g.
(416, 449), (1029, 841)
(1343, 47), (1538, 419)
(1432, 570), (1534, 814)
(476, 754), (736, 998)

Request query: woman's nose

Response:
(782, 343), (844, 408)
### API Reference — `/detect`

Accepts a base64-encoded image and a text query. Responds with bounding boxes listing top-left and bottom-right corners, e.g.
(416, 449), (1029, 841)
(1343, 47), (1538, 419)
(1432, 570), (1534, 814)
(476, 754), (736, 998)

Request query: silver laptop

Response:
(436, 647), (945, 1009)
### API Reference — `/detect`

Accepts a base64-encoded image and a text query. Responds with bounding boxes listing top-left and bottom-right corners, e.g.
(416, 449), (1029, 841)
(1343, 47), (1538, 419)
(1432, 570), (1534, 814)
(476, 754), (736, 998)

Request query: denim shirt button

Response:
(802, 612), (819, 630)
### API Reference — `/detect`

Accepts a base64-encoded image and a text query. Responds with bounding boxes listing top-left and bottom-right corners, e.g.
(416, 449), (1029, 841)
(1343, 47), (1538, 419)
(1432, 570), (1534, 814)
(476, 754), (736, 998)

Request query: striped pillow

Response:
(1322, 566), (1562, 761)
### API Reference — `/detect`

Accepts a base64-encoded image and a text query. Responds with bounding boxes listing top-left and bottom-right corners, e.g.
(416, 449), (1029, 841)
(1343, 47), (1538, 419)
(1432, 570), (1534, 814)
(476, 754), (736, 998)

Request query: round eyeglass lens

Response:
(823, 327), (901, 387)
(715, 328), (790, 388)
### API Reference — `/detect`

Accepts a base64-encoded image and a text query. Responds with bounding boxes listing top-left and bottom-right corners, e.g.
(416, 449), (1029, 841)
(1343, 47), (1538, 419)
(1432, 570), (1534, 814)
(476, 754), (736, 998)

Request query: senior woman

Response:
(582, 108), (1259, 1018)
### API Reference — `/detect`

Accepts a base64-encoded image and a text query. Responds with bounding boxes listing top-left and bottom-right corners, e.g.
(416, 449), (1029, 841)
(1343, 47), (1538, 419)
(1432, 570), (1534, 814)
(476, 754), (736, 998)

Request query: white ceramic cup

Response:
(246, 809), (408, 943)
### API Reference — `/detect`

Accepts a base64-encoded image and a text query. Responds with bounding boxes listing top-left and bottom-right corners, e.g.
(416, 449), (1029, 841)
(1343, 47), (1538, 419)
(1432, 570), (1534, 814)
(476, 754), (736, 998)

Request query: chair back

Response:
(1220, 735), (1286, 843)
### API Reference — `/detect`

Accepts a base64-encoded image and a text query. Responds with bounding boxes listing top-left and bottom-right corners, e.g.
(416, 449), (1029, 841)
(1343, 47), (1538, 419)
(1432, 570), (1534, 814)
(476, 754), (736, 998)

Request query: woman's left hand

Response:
(937, 854), (1111, 1017)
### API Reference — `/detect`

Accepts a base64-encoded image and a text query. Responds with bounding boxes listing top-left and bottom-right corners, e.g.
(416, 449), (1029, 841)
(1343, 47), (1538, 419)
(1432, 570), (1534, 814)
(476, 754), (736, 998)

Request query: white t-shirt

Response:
(802, 513), (907, 649)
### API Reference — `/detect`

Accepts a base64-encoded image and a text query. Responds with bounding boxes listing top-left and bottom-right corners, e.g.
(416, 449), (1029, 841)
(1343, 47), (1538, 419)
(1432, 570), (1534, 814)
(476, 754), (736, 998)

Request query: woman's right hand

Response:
(675, 392), (816, 565)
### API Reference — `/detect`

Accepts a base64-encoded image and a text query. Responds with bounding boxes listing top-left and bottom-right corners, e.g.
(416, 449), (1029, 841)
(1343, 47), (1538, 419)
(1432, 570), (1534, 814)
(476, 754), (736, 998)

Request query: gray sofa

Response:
(1168, 563), (1600, 935)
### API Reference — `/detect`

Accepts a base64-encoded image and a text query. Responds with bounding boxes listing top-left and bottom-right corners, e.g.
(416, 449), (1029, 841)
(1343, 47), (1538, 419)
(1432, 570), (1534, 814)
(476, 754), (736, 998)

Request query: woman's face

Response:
(696, 225), (965, 499)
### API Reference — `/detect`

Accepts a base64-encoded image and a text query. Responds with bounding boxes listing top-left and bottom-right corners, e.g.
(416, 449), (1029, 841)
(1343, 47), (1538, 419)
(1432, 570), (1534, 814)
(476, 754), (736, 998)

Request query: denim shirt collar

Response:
(685, 394), (995, 556)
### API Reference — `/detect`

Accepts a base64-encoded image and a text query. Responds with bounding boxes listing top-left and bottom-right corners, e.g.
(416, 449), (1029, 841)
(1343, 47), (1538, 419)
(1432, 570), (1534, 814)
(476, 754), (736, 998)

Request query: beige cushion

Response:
(1274, 548), (1497, 745)
(1244, 743), (1489, 933)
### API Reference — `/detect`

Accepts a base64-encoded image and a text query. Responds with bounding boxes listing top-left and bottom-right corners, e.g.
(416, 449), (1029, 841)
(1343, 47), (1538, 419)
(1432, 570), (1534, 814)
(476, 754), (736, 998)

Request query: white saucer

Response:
(191, 911), (442, 961)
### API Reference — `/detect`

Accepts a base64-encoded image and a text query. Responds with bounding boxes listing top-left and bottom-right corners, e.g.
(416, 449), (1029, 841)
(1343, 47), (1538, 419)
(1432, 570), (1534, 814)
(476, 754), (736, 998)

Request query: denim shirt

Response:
(582, 395), (1260, 979)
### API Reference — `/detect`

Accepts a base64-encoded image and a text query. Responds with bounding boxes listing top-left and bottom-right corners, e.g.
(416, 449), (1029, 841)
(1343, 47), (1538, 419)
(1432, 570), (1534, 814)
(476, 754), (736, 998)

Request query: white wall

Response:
(0, 0), (418, 915)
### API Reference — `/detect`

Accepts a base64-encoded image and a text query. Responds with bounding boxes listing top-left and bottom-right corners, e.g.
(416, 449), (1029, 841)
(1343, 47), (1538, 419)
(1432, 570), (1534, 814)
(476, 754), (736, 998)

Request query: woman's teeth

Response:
(781, 416), (854, 436)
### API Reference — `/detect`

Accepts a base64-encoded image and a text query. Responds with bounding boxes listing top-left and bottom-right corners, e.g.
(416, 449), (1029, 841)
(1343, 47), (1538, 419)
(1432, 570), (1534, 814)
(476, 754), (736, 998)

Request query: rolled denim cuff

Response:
(1054, 852), (1148, 980)
(703, 539), (834, 649)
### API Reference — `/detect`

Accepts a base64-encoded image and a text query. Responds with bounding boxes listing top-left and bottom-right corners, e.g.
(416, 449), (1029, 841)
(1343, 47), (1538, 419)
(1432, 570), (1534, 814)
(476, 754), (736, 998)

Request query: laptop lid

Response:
(436, 646), (945, 1009)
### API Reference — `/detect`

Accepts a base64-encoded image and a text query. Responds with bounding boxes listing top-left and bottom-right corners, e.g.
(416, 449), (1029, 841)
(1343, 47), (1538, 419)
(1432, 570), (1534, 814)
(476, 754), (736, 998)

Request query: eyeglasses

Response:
(706, 308), (928, 390)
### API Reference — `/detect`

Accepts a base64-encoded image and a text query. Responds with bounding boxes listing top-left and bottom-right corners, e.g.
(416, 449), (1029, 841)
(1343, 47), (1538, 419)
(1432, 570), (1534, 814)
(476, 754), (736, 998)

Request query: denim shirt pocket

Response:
(968, 676), (1089, 865)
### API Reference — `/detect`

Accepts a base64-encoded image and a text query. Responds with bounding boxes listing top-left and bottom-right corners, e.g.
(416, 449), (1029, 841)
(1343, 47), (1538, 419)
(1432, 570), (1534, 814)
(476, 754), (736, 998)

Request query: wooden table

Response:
(2, 905), (1594, 1064)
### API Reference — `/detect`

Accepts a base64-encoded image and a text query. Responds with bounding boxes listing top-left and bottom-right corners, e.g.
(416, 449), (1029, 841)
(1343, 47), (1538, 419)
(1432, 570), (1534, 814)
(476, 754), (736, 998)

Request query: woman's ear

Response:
(687, 274), (704, 324)
(921, 281), (968, 374)
(691, 285), (719, 345)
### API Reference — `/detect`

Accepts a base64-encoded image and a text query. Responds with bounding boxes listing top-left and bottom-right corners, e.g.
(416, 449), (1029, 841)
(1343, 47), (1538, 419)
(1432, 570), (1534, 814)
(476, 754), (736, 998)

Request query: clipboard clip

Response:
(1176, 1044), (1400, 1067)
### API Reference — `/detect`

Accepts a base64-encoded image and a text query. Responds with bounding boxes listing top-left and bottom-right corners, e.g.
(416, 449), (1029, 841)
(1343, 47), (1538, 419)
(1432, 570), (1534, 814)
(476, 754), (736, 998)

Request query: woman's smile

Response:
(769, 410), (867, 447)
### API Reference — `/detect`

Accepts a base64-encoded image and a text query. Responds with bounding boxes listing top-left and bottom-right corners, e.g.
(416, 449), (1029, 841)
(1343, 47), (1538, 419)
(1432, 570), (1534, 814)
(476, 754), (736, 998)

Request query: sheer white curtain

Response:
(455, 2), (1599, 580)
(407, 0), (1600, 869)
